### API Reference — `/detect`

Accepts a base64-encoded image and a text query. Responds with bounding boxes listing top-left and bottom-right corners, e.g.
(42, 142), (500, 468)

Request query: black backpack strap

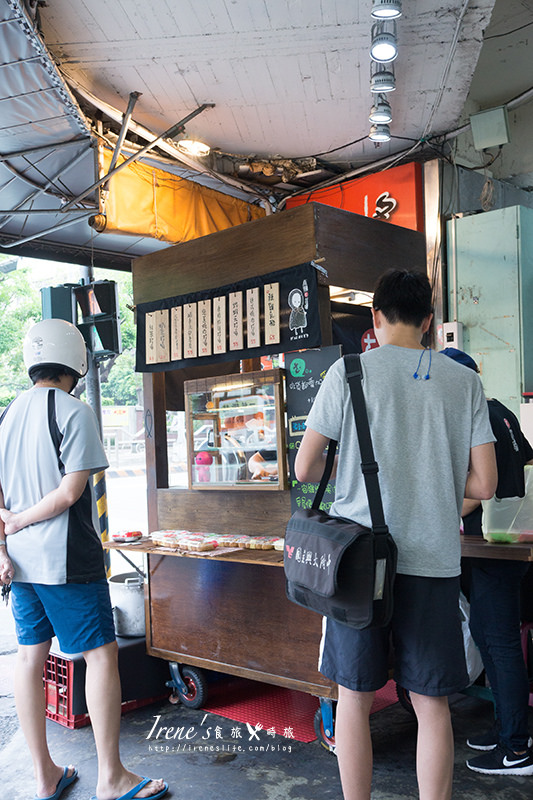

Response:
(47, 389), (66, 476)
(0, 400), (13, 427)
(343, 353), (388, 535)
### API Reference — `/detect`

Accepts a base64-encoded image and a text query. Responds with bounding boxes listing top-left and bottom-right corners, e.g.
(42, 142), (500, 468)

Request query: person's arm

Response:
(0, 484), (14, 584)
(295, 427), (335, 484)
(462, 498), (481, 517)
(248, 452), (278, 479)
(464, 442), (497, 501)
(0, 470), (91, 535)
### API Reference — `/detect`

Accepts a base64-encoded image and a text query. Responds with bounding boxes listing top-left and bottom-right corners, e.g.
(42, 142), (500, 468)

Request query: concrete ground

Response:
(1, 602), (533, 800)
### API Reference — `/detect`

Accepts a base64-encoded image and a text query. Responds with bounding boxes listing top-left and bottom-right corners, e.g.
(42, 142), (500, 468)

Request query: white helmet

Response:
(23, 318), (88, 379)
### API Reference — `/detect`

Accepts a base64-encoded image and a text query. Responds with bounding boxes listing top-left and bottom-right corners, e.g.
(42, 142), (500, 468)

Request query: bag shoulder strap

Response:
(311, 438), (337, 511)
(344, 353), (388, 535)
(0, 400), (14, 427)
(47, 389), (66, 476)
(310, 354), (388, 536)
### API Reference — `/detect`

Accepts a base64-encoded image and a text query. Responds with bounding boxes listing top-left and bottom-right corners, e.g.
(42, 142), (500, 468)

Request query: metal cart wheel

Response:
(314, 704), (336, 754)
(167, 663), (208, 709)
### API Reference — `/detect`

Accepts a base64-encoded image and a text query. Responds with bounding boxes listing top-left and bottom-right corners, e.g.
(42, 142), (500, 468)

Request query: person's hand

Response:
(0, 548), (14, 584)
(0, 508), (22, 535)
(251, 463), (278, 479)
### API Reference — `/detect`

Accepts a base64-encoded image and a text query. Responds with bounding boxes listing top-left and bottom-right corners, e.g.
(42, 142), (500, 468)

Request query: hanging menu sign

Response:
(213, 295), (226, 354)
(198, 299), (212, 357)
(155, 308), (169, 363)
(264, 282), (280, 345)
(136, 262), (322, 372)
(145, 311), (157, 365)
(229, 291), (244, 351)
(285, 346), (342, 514)
(170, 306), (182, 361)
(183, 303), (197, 359)
(246, 287), (260, 348)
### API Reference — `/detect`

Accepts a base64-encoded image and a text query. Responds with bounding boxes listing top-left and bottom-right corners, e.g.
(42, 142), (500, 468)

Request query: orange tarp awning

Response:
(102, 147), (265, 242)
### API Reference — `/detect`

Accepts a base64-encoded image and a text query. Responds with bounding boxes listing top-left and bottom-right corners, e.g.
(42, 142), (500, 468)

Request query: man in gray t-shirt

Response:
(296, 269), (497, 800)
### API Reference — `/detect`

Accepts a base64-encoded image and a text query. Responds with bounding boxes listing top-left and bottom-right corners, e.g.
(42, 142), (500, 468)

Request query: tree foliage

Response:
(0, 258), (141, 407)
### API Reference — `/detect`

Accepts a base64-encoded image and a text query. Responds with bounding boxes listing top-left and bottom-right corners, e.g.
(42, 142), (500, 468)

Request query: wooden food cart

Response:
(128, 202), (426, 739)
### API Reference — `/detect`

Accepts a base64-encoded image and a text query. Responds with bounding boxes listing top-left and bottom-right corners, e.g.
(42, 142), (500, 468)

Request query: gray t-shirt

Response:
(0, 386), (108, 584)
(305, 346), (495, 578)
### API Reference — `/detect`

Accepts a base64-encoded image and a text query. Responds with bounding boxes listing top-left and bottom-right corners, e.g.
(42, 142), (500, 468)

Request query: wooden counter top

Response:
(460, 534), (533, 561)
(103, 538), (284, 567)
(105, 536), (533, 564)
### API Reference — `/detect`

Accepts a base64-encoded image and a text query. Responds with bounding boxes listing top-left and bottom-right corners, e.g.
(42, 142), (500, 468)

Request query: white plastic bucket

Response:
(108, 572), (145, 637)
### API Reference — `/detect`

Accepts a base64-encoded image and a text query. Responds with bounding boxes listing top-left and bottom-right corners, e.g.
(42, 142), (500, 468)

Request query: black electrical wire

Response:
(484, 21), (533, 40)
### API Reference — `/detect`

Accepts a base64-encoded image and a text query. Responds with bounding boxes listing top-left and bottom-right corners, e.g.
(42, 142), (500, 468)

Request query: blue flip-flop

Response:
(36, 767), (78, 800)
(89, 777), (169, 800)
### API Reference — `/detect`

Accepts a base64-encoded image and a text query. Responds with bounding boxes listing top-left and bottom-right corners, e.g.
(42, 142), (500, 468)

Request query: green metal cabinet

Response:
(447, 205), (533, 416)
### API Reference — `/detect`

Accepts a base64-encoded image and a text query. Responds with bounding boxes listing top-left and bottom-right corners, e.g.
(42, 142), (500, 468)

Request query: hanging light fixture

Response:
(370, 20), (398, 63)
(369, 95), (392, 124)
(176, 136), (211, 157)
(368, 123), (391, 142)
(371, 0), (402, 19)
(370, 62), (396, 93)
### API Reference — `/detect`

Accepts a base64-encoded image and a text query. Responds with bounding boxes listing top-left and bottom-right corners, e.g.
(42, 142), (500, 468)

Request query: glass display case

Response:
(184, 369), (287, 489)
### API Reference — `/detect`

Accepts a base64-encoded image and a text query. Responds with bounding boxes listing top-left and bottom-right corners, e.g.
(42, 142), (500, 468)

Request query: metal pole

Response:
(0, 211), (93, 247)
(61, 103), (215, 211)
(104, 91), (142, 185)
(80, 265), (110, 571)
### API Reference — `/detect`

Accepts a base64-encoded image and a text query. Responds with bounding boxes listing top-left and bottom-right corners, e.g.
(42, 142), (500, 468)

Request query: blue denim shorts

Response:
(11, 579), (116, 654)
(319, 574), (469, 696)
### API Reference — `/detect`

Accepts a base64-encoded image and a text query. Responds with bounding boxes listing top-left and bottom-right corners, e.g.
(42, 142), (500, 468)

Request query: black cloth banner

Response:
(135, 262), (321, 372)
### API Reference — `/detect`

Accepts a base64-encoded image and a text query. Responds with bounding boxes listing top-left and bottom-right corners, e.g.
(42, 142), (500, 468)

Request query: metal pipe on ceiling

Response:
(0, 207), (93, 214)
(62, 71), (272, 210)
(0, 137), (91, 161)
(104, 91), (141, 186)
(61, 103), (215, 212)
(0, 145), (95, 230)
(0, 55), (42, 70)
(0, 211), (94, 248)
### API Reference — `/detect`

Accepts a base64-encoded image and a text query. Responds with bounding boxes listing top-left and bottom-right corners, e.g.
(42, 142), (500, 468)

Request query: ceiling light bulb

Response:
(368, 124), (391, 142)
(369, 96), (392, 124)
(177, 138), (211, 157)
(370, 31), (398, 62)
(370, 66), (396, 93)
(371, 0), (402, 19)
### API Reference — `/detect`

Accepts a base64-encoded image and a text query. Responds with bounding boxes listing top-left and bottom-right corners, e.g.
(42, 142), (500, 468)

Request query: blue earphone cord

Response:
(413, 347), (432, 380)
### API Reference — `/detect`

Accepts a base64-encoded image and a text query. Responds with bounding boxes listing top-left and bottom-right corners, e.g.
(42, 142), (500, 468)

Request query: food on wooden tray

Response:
(150, 530), (185, 547)
(179, 537), (218, 551)
(215, 533), (238, 547)
(245, 536), (280, 550)
(111, 530), (143, 543)
(272, 538), (285, 551)
(149, 530), (283, 552)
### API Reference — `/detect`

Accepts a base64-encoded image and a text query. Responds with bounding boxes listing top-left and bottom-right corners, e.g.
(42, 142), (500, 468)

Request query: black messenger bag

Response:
(284, 353), (397, 629)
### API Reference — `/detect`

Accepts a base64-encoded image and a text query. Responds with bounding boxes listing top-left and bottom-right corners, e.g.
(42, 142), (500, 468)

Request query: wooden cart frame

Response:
(132, 203), (426, 702)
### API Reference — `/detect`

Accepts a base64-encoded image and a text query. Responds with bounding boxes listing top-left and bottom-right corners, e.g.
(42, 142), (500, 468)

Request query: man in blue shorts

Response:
(0, 319), (167, 800)
(295, 269), (498, 800)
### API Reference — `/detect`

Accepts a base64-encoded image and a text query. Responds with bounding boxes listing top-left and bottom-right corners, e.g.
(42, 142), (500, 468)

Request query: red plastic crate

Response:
(44, 652), (90, 729)
(44, 650), (169, 729)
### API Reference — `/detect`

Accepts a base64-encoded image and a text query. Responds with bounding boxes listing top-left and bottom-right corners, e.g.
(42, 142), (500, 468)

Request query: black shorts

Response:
(318, 574), (469, 696)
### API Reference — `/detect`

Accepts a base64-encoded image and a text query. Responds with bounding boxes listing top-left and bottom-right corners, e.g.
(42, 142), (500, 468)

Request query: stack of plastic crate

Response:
(43, 637), (170, 729)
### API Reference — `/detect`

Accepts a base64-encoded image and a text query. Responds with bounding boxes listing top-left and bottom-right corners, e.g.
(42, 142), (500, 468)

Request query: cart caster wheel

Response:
(396, 683), (415, 715)
(314, 707), (336, 754)
(178, 666), (208, 709)
(168, 692), (181, 705)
